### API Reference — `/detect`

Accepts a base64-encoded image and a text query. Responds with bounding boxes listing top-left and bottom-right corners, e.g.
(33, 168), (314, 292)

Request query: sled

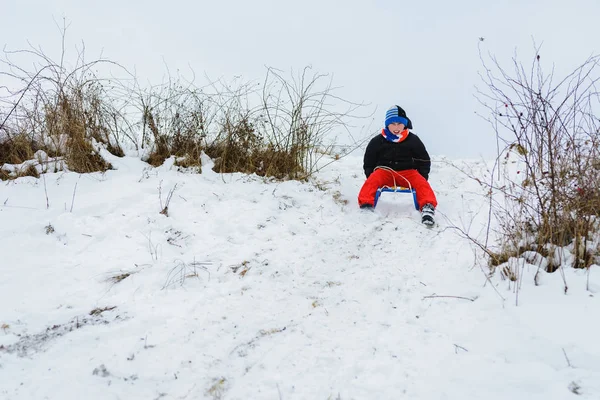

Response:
(373, 185), (419, 210)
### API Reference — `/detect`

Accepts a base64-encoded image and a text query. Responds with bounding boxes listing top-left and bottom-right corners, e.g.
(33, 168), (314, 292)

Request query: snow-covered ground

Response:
(1, 150), (599, 400)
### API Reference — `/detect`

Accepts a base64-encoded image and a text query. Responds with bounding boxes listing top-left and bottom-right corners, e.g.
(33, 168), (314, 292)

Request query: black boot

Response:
(421, 203), (435, 226)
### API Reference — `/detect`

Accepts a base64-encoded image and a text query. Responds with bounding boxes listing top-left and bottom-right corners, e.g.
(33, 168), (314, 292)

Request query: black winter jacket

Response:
(363, 132), (431, 180)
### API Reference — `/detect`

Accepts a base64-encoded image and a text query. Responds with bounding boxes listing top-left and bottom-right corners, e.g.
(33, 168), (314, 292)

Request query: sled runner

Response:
(373, 185), (419, 210)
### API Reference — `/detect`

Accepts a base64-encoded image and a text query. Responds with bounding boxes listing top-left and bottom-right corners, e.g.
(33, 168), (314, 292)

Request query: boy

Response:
(358, 105), (437, 226)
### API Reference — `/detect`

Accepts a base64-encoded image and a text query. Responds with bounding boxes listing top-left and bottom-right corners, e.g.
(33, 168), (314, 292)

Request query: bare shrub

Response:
(202, 77), (270, 175)
(206, 112), (270, 174)
(158, 180), (178, 216)
(0, 23), (130, 180)
(43, 91), (113, 173)
(257, 66), (362, 180)
(135, 67), (363, 180)
(206, 67), (363, 180)
(163, 259), (210, 288)
(1, 24), (365, 182)
(475, 44), (600, 287)
(124, 76), (215, 168)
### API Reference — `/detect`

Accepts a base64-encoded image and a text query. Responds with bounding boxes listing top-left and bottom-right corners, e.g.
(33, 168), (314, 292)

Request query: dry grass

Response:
(89, 306), (117, 316)
(0, 135), (41, 180)
(0, 135), (34, 165)
(66, 137), (111, 173)
(0, 26), (128, 181)
(140, 84), (210, 169)
(18, 164), (40, 179)
(145, 111), (205, 169)
(140, 67), (361, 180)
(206, 124), (303, 180)
(2, 29), (363, 184)
(108, 273), (132, 284)
(206, 117), (260, 174)
(1, 87), (115, 179)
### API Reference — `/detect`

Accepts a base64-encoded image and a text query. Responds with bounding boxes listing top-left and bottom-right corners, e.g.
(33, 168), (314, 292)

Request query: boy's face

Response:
(387, 122), (405, 135)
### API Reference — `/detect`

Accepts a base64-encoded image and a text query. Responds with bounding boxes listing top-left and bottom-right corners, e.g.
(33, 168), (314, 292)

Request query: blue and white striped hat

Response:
(385, 106), (411, 128)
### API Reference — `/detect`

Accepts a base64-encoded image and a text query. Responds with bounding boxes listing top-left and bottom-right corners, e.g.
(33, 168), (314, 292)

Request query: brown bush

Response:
(2, 29), (361, 182)
(44, 93), (113, 173)
(0, 135), (42, 180)
(140, 67), (360, 180)
(252, 146), (303, 180)
(143, 98), (207, 169)
(0, 135), (34, 165)
(1, 87), (115, 178)
(206, 117), (260, 174)
(16, 163), (40, 179)
(65, 137), (111, 173)
(1, 27), (127, 180)
(0, 168), (10, 180)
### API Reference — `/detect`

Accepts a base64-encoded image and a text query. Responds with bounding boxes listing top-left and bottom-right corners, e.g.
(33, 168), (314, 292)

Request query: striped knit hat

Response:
(385, 105), (413, 129)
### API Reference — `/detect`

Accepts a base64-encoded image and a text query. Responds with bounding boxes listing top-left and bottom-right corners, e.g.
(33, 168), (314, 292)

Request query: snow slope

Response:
(1, 150), (599, 400)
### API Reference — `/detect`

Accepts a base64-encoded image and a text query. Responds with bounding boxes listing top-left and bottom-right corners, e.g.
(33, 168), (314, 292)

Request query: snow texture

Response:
(1, 151), (599, 400)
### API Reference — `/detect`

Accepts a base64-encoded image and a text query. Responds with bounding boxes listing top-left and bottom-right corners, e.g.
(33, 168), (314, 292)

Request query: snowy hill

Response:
(1, 151), (599, 400)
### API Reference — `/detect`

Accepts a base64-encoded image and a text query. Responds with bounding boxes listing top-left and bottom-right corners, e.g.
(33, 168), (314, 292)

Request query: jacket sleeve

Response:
(411, 135), (431, 180)
(363, 137), (379, 178)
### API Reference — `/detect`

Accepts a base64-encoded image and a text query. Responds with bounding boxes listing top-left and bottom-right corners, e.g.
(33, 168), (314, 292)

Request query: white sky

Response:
(3, 0), (600, 158)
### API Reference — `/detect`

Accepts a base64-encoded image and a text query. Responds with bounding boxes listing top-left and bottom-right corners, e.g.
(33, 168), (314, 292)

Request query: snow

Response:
(1, 150), (599, 400)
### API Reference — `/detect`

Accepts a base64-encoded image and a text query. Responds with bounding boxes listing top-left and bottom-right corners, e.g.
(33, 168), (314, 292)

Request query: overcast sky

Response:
(3, 0), (600, 158)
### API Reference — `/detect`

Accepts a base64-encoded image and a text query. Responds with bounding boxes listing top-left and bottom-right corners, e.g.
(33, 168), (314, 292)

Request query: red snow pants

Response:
(358, 169), (438, 210)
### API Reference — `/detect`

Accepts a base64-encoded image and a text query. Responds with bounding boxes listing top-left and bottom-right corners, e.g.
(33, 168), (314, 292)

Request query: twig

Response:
(454, 344), (469, 353)
(422, 295), (476, 302)
(69, 175), (80, 212)
(440, 222), (506, 302)
(159, 182), (178, 217)
(42, 173), (49, 209)
(0, 65), (52, 134)
(158, 180), (164, 210)
(141, 231), (160, 262)
(562, 347), (573, 368)
(143, 335), (155, 349)
(0, 204), (40, 210)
